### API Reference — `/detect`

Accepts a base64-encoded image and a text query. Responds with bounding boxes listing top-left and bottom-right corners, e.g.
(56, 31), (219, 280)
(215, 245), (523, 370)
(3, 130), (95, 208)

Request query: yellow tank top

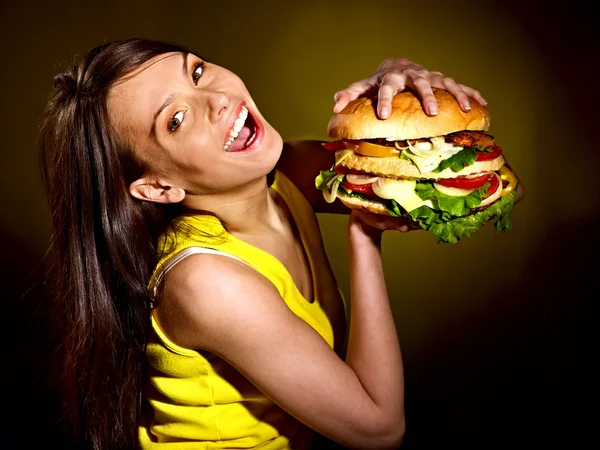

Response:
(139, 170), (344, 449)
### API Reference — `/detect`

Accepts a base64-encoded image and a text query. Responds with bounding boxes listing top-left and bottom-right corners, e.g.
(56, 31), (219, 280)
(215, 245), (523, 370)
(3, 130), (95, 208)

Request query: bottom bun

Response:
(338, 194), (391, 216)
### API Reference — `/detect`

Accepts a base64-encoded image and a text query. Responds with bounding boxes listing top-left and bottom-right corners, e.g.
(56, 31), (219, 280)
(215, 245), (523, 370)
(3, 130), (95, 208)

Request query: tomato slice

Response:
(322, 140), (347, 151)
(436, 173), (500, 197)
(334, 165), (351, 175)
(476, 145), (503, 161)
(436, 173), (490, 190)
(483, 173), (500, 198)
(341, 179), (375, 195)
(436, 173), (496, 189)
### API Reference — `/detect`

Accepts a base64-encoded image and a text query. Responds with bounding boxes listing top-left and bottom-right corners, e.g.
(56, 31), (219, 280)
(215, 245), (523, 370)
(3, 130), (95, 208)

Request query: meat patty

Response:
(446, 131), (496, 148)
(366, 130), (496, 149)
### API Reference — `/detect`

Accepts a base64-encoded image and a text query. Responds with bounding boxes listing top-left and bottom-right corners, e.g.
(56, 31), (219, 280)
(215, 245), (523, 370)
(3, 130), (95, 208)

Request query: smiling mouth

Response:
(224, 106), (258, 152)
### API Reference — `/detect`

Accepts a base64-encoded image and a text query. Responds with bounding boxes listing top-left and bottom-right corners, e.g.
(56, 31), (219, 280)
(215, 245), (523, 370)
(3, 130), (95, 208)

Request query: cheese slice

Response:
(404, 144), (464, 173)
(372, 178), (434, 213)
(335, 149), (355, 165)
(400, 140), (463, 173)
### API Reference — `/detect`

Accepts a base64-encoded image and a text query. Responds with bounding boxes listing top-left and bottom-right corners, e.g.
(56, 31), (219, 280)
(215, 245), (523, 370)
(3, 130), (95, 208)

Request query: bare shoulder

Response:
(155, 252), (282, 351)
(151, 249), (398, 447)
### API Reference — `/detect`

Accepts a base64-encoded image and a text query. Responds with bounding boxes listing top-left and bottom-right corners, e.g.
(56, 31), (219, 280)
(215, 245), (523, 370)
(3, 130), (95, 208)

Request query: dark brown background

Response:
(0, 0), (598, 448)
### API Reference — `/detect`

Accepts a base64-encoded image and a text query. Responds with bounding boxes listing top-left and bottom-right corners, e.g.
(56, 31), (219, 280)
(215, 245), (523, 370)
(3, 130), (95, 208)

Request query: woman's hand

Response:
(349, 210), (422, 239)
(333, 57), (487, 119)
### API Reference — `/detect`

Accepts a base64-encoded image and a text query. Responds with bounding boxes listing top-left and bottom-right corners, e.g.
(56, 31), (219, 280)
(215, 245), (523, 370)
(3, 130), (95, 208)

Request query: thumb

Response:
(333, 80), (374, 113)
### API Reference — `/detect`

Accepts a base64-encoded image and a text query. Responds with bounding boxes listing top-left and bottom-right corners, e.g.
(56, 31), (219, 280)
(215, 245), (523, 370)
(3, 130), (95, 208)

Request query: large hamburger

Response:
(315, 88), (519, 244)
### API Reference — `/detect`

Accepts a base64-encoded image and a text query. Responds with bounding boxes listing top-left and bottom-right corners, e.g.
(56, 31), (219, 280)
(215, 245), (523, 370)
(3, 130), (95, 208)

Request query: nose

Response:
(203, 90), (228, 124)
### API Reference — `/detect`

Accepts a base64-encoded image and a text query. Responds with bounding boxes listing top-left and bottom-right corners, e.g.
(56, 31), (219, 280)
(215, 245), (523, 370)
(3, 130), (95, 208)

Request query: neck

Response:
(181, 174), (284, 236)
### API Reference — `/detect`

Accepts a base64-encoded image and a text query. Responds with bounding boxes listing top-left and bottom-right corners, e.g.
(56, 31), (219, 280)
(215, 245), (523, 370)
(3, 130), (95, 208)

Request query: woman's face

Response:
(107, 52), (283, 199)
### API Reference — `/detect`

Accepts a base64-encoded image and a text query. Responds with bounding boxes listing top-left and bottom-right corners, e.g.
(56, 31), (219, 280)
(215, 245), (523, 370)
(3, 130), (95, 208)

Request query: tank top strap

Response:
(149, 246), (251, 298)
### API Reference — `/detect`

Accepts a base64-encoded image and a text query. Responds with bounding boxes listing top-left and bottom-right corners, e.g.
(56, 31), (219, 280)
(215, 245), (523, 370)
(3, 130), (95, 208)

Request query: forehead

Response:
(107, 52), (185, 136)
(115, 51), (184, 90)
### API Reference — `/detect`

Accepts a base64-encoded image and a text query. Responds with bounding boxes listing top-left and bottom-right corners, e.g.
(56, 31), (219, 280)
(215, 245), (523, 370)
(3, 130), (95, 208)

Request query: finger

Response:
(408, 76), (438, 116)
(333, 80), (375, 113)
(439, 77), (473, 112)
(332, 91), (354, 113)
(356, 210), (420, 233)
(392, 218), (421, 232)
(376, 72), (411, 119)
(457, 83), (488, 107)
(376, 83), (398, 119)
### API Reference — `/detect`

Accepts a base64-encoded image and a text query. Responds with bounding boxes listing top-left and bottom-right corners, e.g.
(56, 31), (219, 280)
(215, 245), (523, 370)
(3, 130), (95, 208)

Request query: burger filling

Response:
(316, 131), (519, 244)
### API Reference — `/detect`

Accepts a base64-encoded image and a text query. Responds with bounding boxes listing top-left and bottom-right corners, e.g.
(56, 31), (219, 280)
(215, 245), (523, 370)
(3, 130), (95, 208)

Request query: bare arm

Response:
(155, 222), (404, 449)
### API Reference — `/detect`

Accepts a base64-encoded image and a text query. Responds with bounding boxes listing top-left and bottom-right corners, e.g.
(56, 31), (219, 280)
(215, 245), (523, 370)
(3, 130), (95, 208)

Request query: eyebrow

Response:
(149, 52), (190, 139)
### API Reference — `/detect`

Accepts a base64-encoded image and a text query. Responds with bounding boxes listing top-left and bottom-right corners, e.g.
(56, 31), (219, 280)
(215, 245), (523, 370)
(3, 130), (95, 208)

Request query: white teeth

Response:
(247, 130), (256, 146)
(223, 106), (248, 151)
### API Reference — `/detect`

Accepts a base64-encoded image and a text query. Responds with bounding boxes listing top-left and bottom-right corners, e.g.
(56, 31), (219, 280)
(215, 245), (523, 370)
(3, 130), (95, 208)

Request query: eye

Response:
(192, 62), (204, 85)
(167, 111), (184, 133)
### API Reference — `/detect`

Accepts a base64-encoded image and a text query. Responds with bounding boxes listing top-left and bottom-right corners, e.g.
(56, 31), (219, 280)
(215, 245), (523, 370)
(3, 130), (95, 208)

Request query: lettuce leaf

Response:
(408, 189), (517, 244)
(315, 169), (336, 190)
(386, 199), (405, 217)
(432, 147), (478, 173)
(399, 150), (412, 161)
(474, 145), (494, 153)
(415, 181), (489, 217)
(316, 165), (518, 245)
(339, 185), (370, 201)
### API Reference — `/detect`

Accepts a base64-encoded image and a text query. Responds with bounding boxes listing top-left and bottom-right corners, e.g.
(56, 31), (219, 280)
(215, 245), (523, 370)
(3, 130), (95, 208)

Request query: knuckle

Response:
(380, 71), (403, 84)
(415, 68), (431, 78)
(413, 76), (430, 88)
(385, 57), (408, 65)
(441, 77), (458, 88)
(379, 58), (413, 72)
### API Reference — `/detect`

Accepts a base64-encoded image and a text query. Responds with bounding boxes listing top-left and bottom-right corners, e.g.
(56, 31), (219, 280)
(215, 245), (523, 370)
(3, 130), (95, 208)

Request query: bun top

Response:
(327, 88), (490, 140)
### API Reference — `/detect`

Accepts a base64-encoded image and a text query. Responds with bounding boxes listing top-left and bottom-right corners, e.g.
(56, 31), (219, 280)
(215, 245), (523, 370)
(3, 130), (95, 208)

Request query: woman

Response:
(39, 38), (491, 449)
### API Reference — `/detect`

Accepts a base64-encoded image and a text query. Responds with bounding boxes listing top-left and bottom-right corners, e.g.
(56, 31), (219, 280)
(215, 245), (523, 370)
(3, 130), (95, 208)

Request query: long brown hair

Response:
(38, 38), (193, 450)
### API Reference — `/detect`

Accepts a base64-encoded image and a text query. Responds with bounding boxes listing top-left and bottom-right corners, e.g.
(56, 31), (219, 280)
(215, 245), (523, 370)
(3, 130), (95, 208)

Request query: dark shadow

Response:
(0, 224), (64, 449)
(400, 211), (599, 450)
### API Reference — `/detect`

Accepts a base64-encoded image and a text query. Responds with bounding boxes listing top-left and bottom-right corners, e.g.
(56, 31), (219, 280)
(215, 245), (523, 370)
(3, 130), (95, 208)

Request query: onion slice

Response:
(346, 174), (379, 185)
(479, 173), (503, 207)
(323, 177), (342, 203)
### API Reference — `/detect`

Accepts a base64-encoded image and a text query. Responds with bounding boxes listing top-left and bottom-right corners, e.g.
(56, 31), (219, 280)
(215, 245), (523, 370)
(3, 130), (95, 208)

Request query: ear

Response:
(129, 177), (186, 204)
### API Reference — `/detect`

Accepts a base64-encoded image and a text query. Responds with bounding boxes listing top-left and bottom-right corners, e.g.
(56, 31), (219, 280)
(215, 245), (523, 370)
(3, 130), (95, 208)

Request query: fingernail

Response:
(427, 103), (438, 116)
(461, 99), (471, 111)
(379, 107), (390, 119)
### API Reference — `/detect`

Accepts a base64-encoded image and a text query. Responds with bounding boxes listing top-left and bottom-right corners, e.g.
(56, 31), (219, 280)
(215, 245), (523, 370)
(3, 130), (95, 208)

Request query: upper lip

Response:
(223, 101), (247, 147)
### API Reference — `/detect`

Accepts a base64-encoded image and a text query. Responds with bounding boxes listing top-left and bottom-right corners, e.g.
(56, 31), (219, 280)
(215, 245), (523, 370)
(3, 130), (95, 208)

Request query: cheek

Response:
(164, 139), (215, 179)
(126, 129), (178, 177)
